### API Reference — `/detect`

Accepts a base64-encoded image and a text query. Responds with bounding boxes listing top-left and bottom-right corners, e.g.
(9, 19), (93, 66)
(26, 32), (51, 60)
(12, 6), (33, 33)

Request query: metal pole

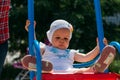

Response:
(94, 0), (105, 53)
(94, 0), (109, 73)
(28, 0), (35, 79)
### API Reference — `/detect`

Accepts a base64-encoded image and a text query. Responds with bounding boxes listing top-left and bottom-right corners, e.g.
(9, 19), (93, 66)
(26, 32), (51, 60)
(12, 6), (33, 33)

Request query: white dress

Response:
(41, 44), (78, 73)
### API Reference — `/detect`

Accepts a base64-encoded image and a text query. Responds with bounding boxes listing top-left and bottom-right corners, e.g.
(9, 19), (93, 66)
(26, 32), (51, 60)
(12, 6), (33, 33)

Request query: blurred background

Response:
(1, 0), (120, 80)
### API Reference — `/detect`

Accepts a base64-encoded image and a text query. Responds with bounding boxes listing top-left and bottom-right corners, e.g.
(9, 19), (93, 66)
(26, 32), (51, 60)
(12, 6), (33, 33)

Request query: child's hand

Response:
(25, 20), (30, 31)
(103, 38), (108, 46)
(25, 20), (36, 32)
(96, 37), (108, 46)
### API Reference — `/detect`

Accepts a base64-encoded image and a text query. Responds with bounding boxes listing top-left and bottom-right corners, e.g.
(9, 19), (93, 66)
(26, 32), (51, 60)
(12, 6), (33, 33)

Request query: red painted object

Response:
(33, 73), (120, 80)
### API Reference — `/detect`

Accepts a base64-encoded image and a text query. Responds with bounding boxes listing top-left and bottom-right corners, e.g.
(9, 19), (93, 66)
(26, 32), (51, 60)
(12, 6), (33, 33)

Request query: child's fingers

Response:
(96, 38), (99, 46)
(96, 38), (98, 43)
(96, 37), (108, 46)
(25, 20), (30, 31)
(25, 20), (36, 31)
(25, 25), (28, 31)
(103, 38), (108, 45)
(34, 21), (36, 28)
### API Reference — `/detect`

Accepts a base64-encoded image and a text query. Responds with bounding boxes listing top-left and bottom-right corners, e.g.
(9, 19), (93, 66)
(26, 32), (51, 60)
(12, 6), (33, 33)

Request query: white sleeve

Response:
(39, 42), (46, 48)
(69, 49), (79, 61)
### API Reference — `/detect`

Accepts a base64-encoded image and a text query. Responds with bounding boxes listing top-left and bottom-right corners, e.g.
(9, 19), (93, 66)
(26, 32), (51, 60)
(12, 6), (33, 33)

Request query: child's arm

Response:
(74, 38), (108, 62)
(25, 20), (45, 55)
(74, 46), (99, 62)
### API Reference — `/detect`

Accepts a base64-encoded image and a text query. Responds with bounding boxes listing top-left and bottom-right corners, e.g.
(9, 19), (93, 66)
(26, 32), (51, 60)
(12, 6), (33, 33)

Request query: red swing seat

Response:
(33, 73), (120, 80)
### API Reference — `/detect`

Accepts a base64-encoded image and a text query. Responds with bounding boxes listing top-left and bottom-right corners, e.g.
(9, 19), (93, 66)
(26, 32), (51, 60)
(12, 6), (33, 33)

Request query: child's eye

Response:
(55, 37), (60, 40)
(64, 38), (68, 41)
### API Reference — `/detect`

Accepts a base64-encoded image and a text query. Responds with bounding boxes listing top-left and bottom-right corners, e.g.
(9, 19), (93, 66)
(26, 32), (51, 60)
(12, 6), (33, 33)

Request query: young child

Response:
(21, 19), (116, 74)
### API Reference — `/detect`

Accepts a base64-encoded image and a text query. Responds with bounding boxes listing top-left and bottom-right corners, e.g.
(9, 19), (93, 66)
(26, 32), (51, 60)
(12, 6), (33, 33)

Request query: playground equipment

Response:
(14, 69), (30, 80)
(23, 0), (120, 80)
(13, 61), (30, 80)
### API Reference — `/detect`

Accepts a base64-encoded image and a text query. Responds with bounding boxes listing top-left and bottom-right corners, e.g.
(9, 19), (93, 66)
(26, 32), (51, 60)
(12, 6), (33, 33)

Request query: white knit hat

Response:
(46, 19), (73, 43)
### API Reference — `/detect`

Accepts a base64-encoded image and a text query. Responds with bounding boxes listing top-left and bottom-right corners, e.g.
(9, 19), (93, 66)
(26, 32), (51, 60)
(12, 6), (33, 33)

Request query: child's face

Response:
(52, 28), (71, 50)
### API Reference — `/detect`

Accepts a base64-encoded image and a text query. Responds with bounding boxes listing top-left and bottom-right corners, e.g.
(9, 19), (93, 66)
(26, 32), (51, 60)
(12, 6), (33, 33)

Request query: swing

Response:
(24, 0), (120, 80)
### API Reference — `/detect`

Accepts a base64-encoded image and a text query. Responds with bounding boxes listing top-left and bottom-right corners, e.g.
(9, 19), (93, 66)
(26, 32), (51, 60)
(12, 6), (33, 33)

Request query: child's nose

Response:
(59, 39), (64, 43)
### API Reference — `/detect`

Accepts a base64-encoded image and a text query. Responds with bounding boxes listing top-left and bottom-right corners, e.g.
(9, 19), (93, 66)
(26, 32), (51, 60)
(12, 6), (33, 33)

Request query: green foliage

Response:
(109, 53), (120, 73)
